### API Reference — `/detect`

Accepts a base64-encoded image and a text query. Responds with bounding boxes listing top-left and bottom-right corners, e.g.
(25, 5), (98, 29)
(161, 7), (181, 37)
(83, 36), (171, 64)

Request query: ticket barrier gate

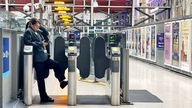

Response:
(94, 36), (121, 106)
(53, 35), (128, 106)
(54, 34), (78, 106)
(95, 35), (130, 105)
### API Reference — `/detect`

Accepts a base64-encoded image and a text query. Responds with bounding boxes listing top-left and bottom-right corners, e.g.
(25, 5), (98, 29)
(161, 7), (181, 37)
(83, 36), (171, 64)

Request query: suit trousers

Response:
(34, 59), (65, 99)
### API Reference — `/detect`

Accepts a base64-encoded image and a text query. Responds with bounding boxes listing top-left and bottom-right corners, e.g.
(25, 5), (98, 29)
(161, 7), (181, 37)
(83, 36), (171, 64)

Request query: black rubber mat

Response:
(32, 90), (162, 105)
(77, 95), (110, 105)
(54, 37), (68, 73)
(33, 95), (110, 105)
(77, 37), (91, 78)
(94, 37), (110, 79)
(128, 90), (163, 103)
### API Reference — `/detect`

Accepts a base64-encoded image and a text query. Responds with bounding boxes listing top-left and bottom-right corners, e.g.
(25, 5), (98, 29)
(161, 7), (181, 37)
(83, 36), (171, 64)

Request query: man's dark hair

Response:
(30, 18), (39, 25)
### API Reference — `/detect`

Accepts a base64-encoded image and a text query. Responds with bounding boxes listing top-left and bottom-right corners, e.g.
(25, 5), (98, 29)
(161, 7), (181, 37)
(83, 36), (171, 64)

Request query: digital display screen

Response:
(111, 47), (120, 55)
(69, 34), (75, 40)
(112, 47), (119, 52)
(68, 46), (75, 51)
(109, 34), (117, 47)
(68, 33), (76, 46)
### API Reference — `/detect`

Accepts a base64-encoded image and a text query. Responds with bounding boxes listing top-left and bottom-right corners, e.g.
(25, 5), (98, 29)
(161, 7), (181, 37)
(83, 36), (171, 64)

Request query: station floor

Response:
(11, 58), (192, 108)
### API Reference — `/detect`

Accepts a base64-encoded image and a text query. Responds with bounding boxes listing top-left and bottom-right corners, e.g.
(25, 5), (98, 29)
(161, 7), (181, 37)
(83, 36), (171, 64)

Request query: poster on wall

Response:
(126, 30), (129, 49)
(151, 25), (156, 61)
(157, 33), (164, 49)
(172, 22), (180, 66)
(191, 20), (192, 72)
(127, 29), (132, 54)
(132, 29), (135, 55)
(3, 37), (10, 77)
(128, 29), (132, 49)
(133, 29), (137, 56)
(173, 0), (183, 17)
(134, 28), (138, 56)
(141, 27), (146, 58)
(125, 30), (128, 48)
(134, 0), (140, 19)
(137, 28), (141, 56)
(164, 23), (172, 65)
(140, 27), (143, 57)
(181, 20), (190, 71)
(146, 26), (151, 59)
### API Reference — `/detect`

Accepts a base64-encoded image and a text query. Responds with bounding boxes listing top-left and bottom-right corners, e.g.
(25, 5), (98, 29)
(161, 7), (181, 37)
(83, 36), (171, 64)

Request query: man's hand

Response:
(41, 40), (48, 46)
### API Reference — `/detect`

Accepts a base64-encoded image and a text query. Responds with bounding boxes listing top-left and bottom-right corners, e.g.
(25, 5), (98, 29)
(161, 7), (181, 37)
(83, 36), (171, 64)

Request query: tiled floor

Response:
(13, 58), (192, 108)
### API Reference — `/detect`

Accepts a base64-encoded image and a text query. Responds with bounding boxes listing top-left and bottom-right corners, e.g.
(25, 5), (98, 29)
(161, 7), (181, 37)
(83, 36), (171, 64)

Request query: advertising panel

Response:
(128, 29), (132, 49)
(133, 28), (137, 55)
(141, 27), (146, 58)
(146, 26), (151, 59)
(151, 25), (156, 61)
(172, 22), (180, 66)
(126, 30), (128, 49)
(164, 23), (172, 65)
(181, 20), (191, 71)
(157, 33), (164, 49)
(3, 37), (10, 77)
(137, 28), (141, 56)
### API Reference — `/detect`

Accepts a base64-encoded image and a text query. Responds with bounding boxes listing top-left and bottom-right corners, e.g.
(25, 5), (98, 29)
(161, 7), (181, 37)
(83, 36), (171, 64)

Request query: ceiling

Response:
(0, 0), (131, 13)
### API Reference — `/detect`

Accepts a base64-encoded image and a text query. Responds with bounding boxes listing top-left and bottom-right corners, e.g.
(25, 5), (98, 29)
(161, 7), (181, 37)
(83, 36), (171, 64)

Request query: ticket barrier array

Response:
(66, 35), (128, 106)
(23, 34), (129, 106)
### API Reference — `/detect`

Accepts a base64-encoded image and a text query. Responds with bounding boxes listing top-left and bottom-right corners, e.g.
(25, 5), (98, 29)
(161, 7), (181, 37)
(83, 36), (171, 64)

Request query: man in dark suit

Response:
(24, 18), (68, 103)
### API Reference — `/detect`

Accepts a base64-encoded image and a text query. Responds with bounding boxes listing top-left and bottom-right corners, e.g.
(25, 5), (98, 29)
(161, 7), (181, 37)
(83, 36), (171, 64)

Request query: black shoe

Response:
(60, 80), (68, 89)
(41, 97), (54, 103)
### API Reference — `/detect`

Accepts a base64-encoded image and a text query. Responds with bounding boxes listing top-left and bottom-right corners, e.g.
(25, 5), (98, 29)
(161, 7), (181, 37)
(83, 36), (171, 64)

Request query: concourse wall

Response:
(124, 16), (192, 77)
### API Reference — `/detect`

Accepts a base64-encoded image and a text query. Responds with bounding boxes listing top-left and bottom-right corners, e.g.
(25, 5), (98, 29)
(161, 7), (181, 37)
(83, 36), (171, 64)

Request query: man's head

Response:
(30, 18), (40, 31)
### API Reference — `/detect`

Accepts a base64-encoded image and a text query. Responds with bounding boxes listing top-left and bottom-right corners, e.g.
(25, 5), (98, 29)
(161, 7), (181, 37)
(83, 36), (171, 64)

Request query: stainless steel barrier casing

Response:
(23, 46), (33, 106)
(110, 47), (121, 106)
(68, 46), (77, 106)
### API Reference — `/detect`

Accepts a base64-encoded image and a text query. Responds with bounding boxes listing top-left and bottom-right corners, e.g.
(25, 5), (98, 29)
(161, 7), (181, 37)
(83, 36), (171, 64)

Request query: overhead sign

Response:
(3, 37), (10, 77)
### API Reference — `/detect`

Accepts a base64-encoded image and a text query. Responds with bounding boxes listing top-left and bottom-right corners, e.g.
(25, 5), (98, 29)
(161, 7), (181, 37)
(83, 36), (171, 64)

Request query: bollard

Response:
(23, 46), (33, 105)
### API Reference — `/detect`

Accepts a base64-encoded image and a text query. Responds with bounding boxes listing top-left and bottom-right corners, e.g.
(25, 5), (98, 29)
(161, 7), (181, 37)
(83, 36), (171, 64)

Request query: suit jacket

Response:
(38, 26), (50, 54)
(24, 27), (48, 62)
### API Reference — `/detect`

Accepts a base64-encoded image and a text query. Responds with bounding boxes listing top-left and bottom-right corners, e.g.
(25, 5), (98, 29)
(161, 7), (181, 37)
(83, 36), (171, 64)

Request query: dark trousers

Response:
(34, 59), (65, 99)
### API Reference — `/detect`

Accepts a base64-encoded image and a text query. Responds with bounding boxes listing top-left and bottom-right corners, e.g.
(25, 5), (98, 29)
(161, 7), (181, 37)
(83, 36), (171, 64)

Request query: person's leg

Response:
(34, 62), (48, 99)
(45, 59), (65, 82)
(45, 59), (68, 89)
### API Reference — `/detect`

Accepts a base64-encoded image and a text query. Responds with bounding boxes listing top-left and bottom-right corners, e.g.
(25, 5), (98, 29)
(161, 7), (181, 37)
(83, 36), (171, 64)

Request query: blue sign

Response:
(157, 33), (164, 49)
(67, 30), (80, 41)
(3, 37), (9, 77)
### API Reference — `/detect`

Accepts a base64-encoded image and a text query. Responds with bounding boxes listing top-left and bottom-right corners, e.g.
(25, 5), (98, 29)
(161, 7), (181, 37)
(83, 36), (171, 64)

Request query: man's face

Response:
(32, 22), (40, 31)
